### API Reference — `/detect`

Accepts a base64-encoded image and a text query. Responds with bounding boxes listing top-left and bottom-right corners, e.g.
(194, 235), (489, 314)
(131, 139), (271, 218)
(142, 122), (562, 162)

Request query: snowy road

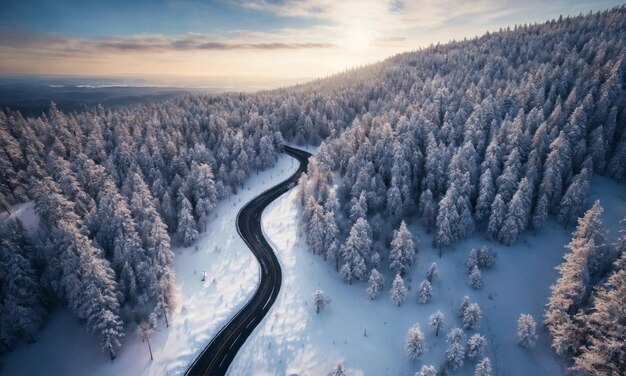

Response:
(186, 146), (311, 376)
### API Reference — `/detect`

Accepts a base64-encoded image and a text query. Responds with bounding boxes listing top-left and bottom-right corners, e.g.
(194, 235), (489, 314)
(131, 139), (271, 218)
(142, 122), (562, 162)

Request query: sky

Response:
(0, 0), (623, 87)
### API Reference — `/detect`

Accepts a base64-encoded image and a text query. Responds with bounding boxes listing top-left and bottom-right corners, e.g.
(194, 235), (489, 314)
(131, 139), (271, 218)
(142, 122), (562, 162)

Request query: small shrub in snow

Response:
(475, 357), (493, 376)
(463, 303), (482, 330)
(477, 246), (496, 269)
(465, 249), (478, 273)
(416, 364), (437, 376)
(458, 296), (470, 318)
(417, 280), (433, 304)
(426, 262), (437, 282)
(366, 268), (384, 300)
(390, 273), (407, 306)
(469, 266), (483, 289)
(517, 313), (538, 348)
(313, 290), (330, 314)
(466, 333), (486, 359)
(333, 361), (346, 376)
(429, 311), (445, 336)
(405, 324), (426, 360)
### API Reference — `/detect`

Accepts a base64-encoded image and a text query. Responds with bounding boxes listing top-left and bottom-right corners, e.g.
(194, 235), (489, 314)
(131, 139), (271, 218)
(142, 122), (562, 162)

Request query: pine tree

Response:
(177, 194), (198, 247)
(545, 201), (612, 355)
(417, 280), (433, 304)
(307, 202), (325, 255)
(475, 357), (493, 376)
(390, 273), (407, 306)
(475, 169), (495, 225)
(349, 191), (367, 222)
(459, 296), (470, 318)
(463, 303), (482, 330)
(416, 365), (437, 376)
(498, 177), (532, 245)
(313, 290), (330, 314)
(446, 341), (466, 370)
(429, 311), (445, 336)
(366, 268), (384, 300)
(466, 333), (486, 359)
(389, 221), (417, 275)
(477, 246), (496, 269)
(465, 249), (478, 273)
(557, 166), (591, 225)
(469, 266), (483, 289)
(517, 314), (538, 348)
(340, 218), (371, 284)
(136, 318), (156, 361)
(418, 189), (437, 232)
(405, 323), (426, 360)
(486, 194), (505, 240)
(0, 227), (46, 352)
(573, 237), (626, 375)
(333, 361), (346, 376)
(426, 262), (437, 282)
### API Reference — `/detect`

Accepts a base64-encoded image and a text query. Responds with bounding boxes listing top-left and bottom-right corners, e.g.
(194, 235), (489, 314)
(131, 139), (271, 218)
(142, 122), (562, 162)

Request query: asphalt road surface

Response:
(185, 145), (311, 376)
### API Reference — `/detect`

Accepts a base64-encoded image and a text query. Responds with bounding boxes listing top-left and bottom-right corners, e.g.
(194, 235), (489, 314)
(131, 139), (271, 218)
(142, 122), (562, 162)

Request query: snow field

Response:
(229, 175), (625, 376)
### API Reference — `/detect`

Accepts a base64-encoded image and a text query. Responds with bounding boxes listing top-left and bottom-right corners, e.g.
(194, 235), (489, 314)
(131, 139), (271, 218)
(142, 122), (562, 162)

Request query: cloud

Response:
(0, 28), (336, 55)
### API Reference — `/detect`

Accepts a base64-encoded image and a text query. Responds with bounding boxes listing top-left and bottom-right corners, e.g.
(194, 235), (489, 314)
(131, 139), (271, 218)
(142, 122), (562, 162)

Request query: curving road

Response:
(185, 145), (311, 376)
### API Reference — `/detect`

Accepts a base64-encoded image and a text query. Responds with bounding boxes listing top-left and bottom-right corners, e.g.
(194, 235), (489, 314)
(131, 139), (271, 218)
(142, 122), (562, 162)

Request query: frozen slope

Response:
(0, 154), (299, 376)
(229, 175), (625, 376)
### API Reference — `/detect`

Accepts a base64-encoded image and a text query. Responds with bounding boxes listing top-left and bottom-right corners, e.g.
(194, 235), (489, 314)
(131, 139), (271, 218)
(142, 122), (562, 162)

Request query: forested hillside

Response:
(1, 6), (625, 368)
(299, 6), (625, 274)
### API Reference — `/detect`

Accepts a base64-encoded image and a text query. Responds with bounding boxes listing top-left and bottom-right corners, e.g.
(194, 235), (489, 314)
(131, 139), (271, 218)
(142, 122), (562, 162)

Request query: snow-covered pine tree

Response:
(426, 262), (437, 282)
(307, 202), (325, 256)
(429, 311), (445, 336)
(477, 246), (496, 269)
(349, 191), (368, 222)
(390, 273), (407, 306)
(136, 317), (156, 361)
(446, 338), (465, 370)
(459, 296), (470, 318)
(517, 314), (538, 348)
(0, 224), (46, 352)
(333, 361), (346, 376)
(463, 303), (482, 330)
(340, 218), (371, 284)
(405, 323), (426, 360)
(475, 169), (495, 225)
(366, 268), (384, 300)
(465, 249), (478, 273)
(418, 189), (437, 233)
(389, 221), (417, 275)
(313, 290), (330, 314)
(416, 365), (437, 376)
(469, 266), (483, 289)
(557, 165), (591, 225)
(475, 357), (493, 376)
(498, 177), (532, 245)
(573, 232), (626, 375)
(486, 194), (506, 240)
(177, 194), (198, 247)
(417, 280), (433, 304)
(466, 333), (486, 359)
(545, 201), (613, 355)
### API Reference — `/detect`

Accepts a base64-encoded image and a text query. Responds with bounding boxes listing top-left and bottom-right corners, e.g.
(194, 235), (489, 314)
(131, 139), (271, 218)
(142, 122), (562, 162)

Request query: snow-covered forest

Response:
(1, 5), (625, 374)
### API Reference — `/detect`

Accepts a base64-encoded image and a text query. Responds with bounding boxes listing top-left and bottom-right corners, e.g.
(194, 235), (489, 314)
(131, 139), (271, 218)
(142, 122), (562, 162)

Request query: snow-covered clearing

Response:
(1, 154), (299, 376)
(229, 175), (625, 376)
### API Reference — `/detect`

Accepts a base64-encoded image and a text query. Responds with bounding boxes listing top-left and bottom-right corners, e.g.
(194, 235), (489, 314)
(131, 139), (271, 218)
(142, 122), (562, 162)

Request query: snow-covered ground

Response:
(0, 154), (299, 376)
(229, 175), (626, 376)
